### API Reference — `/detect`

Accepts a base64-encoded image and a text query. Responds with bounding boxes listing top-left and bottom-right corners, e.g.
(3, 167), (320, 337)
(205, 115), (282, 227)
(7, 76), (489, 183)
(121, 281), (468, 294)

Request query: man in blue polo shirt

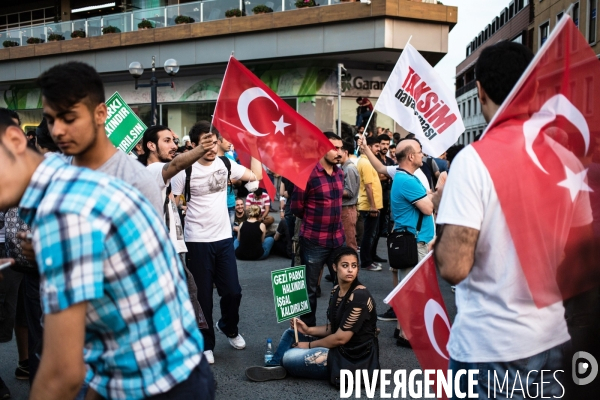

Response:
(0, 113), (213, 399)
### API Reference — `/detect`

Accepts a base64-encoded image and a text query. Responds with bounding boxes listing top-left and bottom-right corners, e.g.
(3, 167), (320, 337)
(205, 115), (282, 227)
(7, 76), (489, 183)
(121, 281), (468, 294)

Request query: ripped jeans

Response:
(267, 328), (329, 379)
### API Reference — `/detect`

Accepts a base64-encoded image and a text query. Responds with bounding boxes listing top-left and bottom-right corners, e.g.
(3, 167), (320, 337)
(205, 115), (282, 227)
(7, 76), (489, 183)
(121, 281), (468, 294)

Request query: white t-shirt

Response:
(171, 157), (246, 242)
(146, 162), (187, 254)
(436, 145), (590, 362)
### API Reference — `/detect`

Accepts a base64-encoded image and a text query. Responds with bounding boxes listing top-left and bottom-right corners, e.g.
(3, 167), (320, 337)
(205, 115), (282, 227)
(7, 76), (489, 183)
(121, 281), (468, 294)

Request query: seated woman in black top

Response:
(233, 205), (274, 260)
(245, 247), (378, 381)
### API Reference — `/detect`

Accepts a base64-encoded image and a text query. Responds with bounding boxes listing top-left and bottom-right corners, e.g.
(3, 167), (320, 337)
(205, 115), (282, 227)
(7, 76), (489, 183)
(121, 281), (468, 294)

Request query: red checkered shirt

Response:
(290, 162), (344, 248)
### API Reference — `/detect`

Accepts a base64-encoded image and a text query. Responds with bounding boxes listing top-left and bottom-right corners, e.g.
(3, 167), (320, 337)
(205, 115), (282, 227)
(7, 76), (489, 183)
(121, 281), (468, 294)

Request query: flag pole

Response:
(361, 35), (412, 140)
(294, 318), (299, 344)
(209, 52), (235, 134)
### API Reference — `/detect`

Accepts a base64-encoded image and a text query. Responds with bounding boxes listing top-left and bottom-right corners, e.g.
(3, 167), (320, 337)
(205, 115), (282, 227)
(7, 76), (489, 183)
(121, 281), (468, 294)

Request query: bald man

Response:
(359, 138), (435, 346)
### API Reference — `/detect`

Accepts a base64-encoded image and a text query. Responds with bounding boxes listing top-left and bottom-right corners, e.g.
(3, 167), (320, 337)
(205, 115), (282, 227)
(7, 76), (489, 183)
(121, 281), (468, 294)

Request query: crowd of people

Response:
(0, 38), (596, 400)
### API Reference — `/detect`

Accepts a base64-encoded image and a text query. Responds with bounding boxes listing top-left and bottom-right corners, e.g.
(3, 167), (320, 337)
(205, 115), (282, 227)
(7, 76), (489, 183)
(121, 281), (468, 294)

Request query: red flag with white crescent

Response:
(212, 56), (334, 191)
(384, 253), (451, 399)
(473, 15), (600, 307)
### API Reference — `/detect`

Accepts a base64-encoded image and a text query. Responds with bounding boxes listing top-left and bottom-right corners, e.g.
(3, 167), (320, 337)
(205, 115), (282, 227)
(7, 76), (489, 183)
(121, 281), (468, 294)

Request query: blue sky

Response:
(433, 0), (516, 89)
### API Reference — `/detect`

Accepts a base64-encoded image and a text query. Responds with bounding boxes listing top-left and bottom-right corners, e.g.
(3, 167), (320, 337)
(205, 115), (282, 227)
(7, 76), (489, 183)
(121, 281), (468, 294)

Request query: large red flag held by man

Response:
(384, 253), (451, 394)
(212, 56), (334, 191)
(473, 15), (600, 307)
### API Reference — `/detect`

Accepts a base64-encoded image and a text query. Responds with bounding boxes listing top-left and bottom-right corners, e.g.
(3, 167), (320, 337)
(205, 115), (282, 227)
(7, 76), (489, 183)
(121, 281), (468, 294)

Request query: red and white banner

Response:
(473, 15), (600, 307)
(375, 44), (464, 157)
(212, 56), (334, 192)
(384, 252), (451, 394)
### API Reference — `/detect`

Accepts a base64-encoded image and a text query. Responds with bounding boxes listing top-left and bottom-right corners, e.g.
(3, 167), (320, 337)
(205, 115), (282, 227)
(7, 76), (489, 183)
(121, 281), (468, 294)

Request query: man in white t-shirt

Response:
(434, 42), (573, 398)
(138, 124), (215, 334)
(172, 121), (262, 365)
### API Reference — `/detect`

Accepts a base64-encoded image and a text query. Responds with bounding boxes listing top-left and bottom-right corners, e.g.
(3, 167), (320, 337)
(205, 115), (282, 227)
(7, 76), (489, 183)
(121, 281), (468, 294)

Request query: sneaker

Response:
(245, 366), (287, 382)
(396, 336), (412, 348)
(377, 308), (397, 321)
(15, 359), (29, 380)
(215, 321), (246, 349)
(393, 328), (400, 339)
(363, 263), (382, 271)
(324, 274), (333, 282)
(374, 262), (382, 268)
(373, 255), (387, 263)
(203, 350), (215, 365)
(0, 376), (9, 399)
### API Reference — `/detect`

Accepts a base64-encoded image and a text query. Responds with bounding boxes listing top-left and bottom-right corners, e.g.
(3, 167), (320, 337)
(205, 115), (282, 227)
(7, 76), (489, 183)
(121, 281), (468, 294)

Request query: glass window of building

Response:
(540, 21), (550, 46)
(573, 2), (580, 27)
(589, 0), (597, 44)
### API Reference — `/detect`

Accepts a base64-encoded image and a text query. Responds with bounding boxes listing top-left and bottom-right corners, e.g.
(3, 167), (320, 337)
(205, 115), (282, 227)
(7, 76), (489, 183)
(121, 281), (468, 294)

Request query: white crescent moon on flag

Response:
(522, 94), (590, 174)
(237, 87), (279, 137)
(424, 299), (450, 360)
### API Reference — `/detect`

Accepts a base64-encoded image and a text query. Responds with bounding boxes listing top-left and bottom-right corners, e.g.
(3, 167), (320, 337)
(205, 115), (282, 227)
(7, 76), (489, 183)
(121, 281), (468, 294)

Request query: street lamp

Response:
(128, 56), (179, 126)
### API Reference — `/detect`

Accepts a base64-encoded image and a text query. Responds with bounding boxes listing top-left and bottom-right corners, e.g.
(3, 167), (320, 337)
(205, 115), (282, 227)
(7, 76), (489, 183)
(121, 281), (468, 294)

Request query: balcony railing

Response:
(0, 0), (341, 47)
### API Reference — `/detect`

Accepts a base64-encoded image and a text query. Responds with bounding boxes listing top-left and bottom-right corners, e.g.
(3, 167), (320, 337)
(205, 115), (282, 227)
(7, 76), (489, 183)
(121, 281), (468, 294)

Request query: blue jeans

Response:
(356, 110), (372, 127)
(233, 237), (275, 260)
(449, 341), (570, 400)
(228, 207), (235, 230)
(298, 237), (340, 326)
(267, 328), (329, 379)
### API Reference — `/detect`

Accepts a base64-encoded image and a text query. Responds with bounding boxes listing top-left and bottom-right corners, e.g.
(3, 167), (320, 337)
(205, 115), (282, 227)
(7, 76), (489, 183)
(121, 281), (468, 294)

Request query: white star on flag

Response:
(557, 166), (593, 202)
(272, 115), (291, 135)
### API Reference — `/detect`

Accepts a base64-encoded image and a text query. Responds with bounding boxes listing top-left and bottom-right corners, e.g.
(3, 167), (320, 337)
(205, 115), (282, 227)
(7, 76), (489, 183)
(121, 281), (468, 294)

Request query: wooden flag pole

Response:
(294, 318), (299, 344)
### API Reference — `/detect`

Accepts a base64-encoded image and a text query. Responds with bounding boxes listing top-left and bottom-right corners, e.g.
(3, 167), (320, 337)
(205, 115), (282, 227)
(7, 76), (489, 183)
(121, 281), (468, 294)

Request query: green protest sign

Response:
(105, 92), (147, 153)
(271, 266), (311, 323)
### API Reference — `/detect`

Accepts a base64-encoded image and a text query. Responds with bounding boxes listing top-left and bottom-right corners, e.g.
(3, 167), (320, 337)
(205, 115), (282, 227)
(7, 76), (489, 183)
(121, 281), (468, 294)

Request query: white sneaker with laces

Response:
(203, 350), (214, 364)
(215, 321), (246, 349)
(228, 334), (246, 350)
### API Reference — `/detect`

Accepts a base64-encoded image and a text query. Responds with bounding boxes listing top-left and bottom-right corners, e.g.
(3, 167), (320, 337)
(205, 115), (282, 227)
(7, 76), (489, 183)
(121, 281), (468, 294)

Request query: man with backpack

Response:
(171, 121), (262, 365)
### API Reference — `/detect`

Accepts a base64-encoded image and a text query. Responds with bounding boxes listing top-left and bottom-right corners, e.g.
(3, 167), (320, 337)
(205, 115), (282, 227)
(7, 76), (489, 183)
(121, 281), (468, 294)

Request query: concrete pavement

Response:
(0, 240), (457, 400)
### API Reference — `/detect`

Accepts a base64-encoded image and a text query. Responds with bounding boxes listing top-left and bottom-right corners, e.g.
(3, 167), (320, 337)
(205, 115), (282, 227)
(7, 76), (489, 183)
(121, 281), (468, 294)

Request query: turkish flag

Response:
(212, 57), (334, 191)
(384, 252), (451, 397)
(236, 150), (276, 201)
(473, 15), (600, 307)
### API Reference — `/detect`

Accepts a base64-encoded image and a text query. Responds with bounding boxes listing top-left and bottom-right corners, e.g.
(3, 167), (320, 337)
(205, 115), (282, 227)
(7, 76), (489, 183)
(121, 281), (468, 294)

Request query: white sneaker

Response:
(215, 321), (246, 349)
(203, 350), (214, 364)
(228, 334), (246, 349)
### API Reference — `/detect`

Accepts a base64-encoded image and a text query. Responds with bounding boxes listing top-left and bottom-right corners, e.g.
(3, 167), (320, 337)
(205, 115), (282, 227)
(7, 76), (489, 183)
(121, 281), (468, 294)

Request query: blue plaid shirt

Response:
(20, 155), (203, 400)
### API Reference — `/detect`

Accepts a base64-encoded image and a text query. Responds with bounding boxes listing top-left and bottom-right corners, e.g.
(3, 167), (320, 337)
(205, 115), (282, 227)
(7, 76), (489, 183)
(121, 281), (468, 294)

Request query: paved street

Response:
(0, 239), (457, 400)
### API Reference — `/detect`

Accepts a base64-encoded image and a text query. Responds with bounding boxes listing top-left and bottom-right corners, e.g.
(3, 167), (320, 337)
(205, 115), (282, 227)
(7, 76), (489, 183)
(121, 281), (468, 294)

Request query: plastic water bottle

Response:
(264, 339), (273, 364)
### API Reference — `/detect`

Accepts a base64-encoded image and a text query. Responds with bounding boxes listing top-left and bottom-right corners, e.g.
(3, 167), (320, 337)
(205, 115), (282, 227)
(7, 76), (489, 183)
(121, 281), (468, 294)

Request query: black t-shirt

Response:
(235, 220), (264, 260)
(281, 177), (295, 212)
(328, 286), (377, 354)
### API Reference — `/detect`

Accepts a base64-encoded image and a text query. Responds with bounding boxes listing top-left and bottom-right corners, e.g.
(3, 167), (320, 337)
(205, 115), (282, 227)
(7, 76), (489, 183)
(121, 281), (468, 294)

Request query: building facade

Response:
(0, 0), (457, 138)
(454, 0), (533, 145)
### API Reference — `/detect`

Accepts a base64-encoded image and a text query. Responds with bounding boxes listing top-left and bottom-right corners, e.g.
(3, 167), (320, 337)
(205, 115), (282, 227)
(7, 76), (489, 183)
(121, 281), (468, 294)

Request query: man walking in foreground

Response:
(0, 114), (213, 400)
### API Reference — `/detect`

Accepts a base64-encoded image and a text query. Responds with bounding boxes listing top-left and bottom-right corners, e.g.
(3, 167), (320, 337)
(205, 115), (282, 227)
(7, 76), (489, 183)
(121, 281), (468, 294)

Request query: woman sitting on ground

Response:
(245, 247), (378, 382)
(234, 205), (274, 260)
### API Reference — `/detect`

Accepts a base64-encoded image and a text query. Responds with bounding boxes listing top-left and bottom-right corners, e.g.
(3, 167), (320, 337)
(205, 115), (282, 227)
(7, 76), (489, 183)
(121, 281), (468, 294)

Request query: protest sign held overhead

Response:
(473, 15), (600, 308)
(375, 44), (464, 157)
(105, 92), (147, 154)
(271, 266), (311, 323)
(212, 56), (334, 191)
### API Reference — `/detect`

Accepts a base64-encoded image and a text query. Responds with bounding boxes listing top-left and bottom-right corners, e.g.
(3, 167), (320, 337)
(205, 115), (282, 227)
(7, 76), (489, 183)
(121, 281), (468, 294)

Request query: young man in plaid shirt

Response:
(290, 132), (345, 327)
(0, 101), (213, 399)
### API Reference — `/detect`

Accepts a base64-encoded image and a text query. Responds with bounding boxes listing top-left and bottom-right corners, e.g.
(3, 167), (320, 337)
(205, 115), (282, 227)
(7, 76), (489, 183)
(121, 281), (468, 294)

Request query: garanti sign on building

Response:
(105, 92), (147, 153)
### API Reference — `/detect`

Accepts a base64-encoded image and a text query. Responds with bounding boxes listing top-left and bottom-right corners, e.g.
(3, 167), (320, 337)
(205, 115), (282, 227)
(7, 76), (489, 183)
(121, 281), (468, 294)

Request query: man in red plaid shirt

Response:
(291, 132), (345, 327)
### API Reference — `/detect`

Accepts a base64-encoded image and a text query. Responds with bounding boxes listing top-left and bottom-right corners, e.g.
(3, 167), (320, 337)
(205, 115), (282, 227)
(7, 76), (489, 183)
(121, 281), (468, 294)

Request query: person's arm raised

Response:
(358, 137), (390, 177)
(161, 133), (214, 183)
(240, 157), (263, 182)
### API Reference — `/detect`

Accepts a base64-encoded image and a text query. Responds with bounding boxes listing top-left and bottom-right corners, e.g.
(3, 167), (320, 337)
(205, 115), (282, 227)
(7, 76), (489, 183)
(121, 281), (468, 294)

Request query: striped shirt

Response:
(19, 154), (203, 400)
